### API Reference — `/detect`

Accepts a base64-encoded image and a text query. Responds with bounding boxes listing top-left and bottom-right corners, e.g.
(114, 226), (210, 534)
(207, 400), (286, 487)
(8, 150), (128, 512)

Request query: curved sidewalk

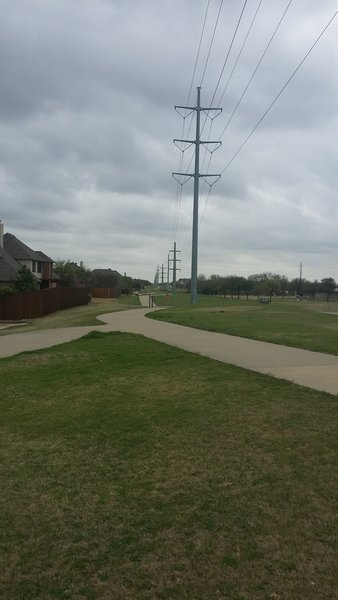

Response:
(1, 306), (338, 395)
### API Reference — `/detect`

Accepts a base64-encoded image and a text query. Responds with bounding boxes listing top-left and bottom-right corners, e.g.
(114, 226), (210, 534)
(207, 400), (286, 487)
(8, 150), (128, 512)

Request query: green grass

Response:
(1, 332), (337, 599)
(150, 294), (338, 355)
(0, 295), (140, 336)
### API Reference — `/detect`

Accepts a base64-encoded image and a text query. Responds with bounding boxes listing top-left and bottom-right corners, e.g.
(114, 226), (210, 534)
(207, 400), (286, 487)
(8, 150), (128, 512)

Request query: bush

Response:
(0, 287), (14, 302)
(14, 266), (38, 292)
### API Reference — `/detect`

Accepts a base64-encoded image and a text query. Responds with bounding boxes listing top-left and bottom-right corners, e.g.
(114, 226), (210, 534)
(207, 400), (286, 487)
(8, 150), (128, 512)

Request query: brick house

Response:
(0, 221), (55, 289)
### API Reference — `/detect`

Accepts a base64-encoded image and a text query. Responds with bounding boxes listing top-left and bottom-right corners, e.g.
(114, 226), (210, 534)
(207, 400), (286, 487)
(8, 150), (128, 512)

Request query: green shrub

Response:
(14, 266), (38, 292)
(0, 287), (14, 302)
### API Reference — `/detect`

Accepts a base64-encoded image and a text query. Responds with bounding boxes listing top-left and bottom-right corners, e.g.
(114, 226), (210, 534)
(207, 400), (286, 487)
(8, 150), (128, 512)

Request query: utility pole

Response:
(173, 87), (221, 303)
(299, 261), (303, 294)
(169, 241), (181, 293)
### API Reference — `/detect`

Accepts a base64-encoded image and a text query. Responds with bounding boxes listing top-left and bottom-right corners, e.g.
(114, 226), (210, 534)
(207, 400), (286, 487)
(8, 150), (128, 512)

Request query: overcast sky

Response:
(1, 0), (338, 282)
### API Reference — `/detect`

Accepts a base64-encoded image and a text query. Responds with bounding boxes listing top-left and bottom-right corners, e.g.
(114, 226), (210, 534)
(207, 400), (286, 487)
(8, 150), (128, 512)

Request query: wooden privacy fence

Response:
(89, 287), (120, 298)
(0, 288), (90, 320)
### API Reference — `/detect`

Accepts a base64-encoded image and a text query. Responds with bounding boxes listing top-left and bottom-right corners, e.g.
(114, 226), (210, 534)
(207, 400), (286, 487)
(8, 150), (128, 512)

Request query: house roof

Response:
(4, 233), (42, 261)
(91, 268), (122, 278)
(35, 250), (53, 262)
(0, 246), (20, 282)
(4, 234), (53, 263)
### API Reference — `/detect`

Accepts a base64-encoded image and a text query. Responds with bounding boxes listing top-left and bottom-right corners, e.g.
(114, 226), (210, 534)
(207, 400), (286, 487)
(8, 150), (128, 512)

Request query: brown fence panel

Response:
(89, 287), (120, 298)
(0, 288), (90, 321)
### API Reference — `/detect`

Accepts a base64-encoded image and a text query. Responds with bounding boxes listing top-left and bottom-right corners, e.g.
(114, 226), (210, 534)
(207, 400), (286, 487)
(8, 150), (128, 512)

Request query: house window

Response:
(32, 261), (36, 272)
(37, 262), (42, 274)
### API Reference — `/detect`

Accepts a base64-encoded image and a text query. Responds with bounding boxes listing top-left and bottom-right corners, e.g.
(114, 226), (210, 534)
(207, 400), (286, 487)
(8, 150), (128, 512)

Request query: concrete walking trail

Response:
(1, 299), (338, 395)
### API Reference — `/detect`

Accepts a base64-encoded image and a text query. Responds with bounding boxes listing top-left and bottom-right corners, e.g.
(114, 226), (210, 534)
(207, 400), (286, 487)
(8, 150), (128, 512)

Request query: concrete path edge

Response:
(1, 305), (338, 395)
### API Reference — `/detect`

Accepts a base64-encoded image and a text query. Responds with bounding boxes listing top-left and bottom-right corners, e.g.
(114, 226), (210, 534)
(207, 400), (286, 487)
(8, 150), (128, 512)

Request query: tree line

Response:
(0, 260), (150, 300)
(53, 260), (150, 294)
(195, 272), (337, 301)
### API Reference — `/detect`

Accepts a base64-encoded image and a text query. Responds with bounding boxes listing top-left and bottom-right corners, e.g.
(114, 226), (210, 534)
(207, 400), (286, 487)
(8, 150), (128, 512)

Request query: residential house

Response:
(176, 277), (191, 290)
(0, 221), (54, 289)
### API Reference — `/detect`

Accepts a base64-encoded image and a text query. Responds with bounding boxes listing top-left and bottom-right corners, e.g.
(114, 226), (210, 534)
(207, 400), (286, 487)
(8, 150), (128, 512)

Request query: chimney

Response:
(0, 220), (3, 248)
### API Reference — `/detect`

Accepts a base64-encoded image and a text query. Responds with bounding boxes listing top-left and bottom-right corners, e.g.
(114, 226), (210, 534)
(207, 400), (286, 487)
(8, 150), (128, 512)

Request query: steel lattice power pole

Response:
(173, 87), (222, 303)
(169, 241), (181, 293)
(173, 241), (179, 292)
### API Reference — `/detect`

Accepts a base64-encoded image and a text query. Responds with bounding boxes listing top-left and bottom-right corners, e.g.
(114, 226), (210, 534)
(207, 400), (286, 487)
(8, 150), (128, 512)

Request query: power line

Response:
(217, 0), (264, 107)
(196, 0), (293, 226)
(221, 9), (338, 175)
(187, 0), (211, 107)
(171, 0), (212, 244)
(207, 0), (248, 111)
(182, 0), (225, 147)
(198, 6), (338, 237)
(173, 0), (223, 245)
(199, 177), (212, 226)
(182, 0), (252, 189)
(219, 0), (294, 138)
(196, 0), (249, 197)
(200, 0), (224, 86)
(197, 0), (263, 223)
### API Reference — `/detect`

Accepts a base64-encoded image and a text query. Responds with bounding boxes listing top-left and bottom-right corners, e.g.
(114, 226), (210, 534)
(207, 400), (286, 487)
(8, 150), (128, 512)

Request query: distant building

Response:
(176, 278), (190, 290)
(0, 221), (55, 289)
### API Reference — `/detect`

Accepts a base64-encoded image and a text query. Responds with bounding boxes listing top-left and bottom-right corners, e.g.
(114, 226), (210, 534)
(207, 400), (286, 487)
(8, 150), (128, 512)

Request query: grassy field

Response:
(0, 295), (140, 336)
(1, 331), (337, 599)
(150, 294), (338, 355)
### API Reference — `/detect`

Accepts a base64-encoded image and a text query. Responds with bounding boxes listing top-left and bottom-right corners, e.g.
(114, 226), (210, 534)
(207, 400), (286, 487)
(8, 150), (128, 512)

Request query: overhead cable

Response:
(200, 0), (224, 86)
(207, 0), (248, 111)
(197, 0), (249, 178)
(217, 0), (264, 107)
(186, 0), (211, 107)
(189, 0), (257, 180)
(219, 0), (294, 138)
(172, 0), (212, 244)
(198, 0), (263, 210)
(221, 9), (338, 175)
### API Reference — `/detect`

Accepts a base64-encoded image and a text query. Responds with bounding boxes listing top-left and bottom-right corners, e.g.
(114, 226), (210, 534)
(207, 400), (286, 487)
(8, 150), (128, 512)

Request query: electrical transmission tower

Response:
(173, 87), (222, 303)
(154, 265), (160, 285)
(160, 263), (168, 286)
(299, 261), (303, 295)
(169, 242), (181, 293)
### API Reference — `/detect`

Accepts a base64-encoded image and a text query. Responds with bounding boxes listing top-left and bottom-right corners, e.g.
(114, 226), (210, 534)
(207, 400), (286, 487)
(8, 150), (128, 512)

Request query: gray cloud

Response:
(1, 0), (338, 280)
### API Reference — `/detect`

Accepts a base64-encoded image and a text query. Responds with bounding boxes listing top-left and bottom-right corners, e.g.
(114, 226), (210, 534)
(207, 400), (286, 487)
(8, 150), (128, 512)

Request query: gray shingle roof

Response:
(35, 250), (53, 262)
(0, 247), (20, 283)
(4, 233), (42, 261)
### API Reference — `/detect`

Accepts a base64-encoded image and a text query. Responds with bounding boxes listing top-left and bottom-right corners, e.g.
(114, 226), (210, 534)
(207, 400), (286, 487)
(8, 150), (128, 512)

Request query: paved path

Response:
(1, 305), (338, 395)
